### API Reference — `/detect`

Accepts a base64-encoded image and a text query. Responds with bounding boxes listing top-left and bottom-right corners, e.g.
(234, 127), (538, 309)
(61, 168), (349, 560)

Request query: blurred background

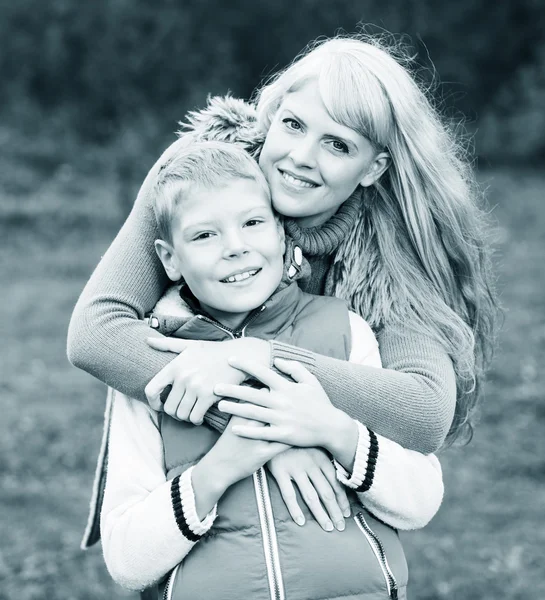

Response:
(1, 1), (544, 598)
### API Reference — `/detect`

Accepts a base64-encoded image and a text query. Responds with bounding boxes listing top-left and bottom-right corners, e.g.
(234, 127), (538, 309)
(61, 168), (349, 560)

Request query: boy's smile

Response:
(156, 178), (285, 330)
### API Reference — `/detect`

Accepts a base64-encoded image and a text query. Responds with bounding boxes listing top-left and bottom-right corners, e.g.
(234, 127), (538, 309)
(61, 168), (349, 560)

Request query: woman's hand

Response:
(267, 448), (351, 532)
(144, 336), (270, 422)
(216, 357), (342, 449)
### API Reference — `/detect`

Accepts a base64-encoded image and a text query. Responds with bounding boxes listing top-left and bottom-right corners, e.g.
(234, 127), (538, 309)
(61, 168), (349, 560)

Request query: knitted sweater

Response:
(67, 136), (456, 454)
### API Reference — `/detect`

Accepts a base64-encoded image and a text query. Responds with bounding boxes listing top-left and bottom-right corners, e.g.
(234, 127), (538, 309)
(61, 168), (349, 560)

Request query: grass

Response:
(1, 132), (544, 599)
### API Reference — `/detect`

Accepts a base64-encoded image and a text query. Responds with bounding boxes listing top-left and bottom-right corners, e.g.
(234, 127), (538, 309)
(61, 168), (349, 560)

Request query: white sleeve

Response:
(101, 393), (216, 591)
(337, 312), (444, 530)
(348, 311), (382, 368)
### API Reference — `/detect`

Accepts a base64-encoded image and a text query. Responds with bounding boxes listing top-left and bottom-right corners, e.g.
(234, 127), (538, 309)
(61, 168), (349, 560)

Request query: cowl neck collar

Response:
(283, 192), (361, 256)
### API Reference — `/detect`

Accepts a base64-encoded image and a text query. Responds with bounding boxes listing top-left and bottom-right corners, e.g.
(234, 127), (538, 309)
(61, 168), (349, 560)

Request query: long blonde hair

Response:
(254, 34), (498, 445)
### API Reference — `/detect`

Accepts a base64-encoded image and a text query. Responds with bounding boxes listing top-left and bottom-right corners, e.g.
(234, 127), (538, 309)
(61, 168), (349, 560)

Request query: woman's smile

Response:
(278, 168), (320, 190)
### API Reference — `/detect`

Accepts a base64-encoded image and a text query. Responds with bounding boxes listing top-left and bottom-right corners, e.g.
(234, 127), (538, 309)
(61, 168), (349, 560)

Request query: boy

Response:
(101, 141), (443, 598)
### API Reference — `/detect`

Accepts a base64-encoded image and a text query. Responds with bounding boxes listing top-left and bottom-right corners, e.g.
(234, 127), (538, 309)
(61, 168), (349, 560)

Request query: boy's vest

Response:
(155, 282), (408, 600)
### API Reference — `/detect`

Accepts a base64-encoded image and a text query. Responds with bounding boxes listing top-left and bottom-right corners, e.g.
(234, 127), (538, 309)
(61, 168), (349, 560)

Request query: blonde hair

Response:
(153, 140), (270, 244)
(255, 35), (498, 445)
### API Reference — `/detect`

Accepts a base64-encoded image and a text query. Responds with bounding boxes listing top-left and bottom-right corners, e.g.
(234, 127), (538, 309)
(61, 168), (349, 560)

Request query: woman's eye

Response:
(282, 118), (302, 131)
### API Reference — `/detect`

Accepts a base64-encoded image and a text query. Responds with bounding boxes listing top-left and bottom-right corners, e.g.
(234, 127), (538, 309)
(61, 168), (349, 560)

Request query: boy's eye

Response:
(245, 219), (263, 227)
(282, 118), (302, 131)
(330, 139), (349, 154)
(193, 232), (214, 241)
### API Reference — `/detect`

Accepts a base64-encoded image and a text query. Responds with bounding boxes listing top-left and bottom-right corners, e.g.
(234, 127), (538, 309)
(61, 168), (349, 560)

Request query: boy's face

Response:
(156, 178), (285, 327)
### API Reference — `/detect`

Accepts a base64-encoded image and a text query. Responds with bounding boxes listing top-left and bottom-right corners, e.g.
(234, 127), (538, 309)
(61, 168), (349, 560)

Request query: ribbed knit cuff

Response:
(270, 341), (317, 369)
(205, 404), (230, 433)
(334, 422), (379, 493)
(171, 467), (217, 542)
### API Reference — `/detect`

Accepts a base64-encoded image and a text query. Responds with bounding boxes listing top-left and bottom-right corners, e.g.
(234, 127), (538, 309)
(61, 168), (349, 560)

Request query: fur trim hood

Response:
(177, 95), (265, 160)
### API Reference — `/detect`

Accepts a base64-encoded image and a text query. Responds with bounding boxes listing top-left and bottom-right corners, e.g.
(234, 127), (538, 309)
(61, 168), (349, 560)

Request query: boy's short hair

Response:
(153, 140), (271, 244)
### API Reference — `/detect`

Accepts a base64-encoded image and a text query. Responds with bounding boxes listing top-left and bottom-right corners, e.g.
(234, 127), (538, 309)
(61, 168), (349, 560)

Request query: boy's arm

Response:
(101, 392), (217, 591)
(330, 312), (444, 530)
(269, 316), (456, 454)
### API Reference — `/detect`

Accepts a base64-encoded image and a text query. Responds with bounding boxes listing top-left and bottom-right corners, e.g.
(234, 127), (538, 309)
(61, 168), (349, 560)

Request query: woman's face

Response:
(259, 79), (388, 228)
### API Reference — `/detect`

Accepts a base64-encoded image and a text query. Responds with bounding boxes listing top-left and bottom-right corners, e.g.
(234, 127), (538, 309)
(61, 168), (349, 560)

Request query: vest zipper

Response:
(198, 307), (280, 599)
(253, 467), (285, 600)
(196, 305), (265, 339)
(354, 512), (398, 600)
(163, 563), (180, 600)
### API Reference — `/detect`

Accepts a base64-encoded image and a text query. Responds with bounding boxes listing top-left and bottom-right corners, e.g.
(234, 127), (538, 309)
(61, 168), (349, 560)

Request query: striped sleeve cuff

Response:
(269, 341), (317, 369)
(334, 422), (379, 493)
(170, 466), (217, 542)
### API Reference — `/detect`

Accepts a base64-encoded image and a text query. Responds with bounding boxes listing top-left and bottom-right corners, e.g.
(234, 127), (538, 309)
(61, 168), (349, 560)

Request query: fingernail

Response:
(343, 507), (351, 518)
(324, 521), (334, 532)
(295, 516), (305, 526)
(336, 520), (345, 531)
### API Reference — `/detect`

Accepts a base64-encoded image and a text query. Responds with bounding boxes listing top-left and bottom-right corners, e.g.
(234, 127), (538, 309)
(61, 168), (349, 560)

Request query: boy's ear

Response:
(154, 239), (182, 282)
(359, 151), (391, 188)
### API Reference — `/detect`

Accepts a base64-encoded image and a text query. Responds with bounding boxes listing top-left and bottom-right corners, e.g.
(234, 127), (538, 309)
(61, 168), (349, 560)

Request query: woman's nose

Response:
(289, 137), (318, 169)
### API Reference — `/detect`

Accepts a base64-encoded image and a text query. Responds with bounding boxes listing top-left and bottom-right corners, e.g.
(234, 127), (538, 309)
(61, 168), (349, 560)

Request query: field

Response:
(1, 133), (544, 599)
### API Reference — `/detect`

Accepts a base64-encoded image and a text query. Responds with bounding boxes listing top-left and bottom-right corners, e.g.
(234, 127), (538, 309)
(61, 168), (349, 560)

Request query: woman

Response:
(68, 34), (497, 529)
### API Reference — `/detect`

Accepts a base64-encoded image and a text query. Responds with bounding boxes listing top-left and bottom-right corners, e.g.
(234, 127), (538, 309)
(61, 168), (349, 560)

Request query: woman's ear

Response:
(154, 239), (182, 282)
(360, 151), (391, 188)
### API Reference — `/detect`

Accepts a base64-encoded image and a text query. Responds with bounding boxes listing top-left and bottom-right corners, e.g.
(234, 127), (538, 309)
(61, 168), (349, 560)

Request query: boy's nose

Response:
(222, 231), (250, 258)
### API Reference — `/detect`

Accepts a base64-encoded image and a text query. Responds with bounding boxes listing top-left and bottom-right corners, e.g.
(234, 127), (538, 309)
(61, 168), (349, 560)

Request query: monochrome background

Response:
(1, 1), (544, 598)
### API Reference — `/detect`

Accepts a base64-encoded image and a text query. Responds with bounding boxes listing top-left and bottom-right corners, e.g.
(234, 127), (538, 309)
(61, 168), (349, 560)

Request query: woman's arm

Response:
(269, 320), (457, 454)
(67, 137), (194, 402)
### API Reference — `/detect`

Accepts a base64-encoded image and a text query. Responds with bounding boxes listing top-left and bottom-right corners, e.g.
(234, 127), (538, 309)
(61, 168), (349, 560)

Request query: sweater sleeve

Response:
(101, 392), (217, 591)
(270, 318), (456, 454)
(67, 137), (192, 403)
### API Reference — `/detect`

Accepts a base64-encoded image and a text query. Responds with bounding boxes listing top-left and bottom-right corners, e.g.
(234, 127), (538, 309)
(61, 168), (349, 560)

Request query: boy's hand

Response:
(145, 337), (270, 423)
(267, 448), (351, 532)
(205, 416), (289, 487)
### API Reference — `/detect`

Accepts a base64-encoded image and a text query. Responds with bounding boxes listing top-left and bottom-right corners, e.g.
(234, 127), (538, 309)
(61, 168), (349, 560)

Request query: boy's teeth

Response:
(224, 269), (258, 283)
(281, 171), (316, 188)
